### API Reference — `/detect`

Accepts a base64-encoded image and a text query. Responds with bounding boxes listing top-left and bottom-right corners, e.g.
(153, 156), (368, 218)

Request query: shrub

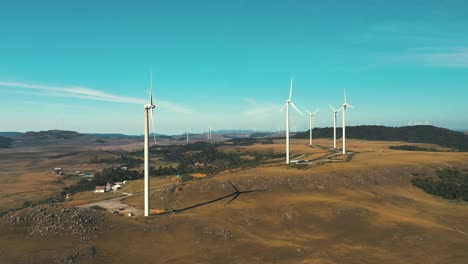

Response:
(411, 169), (468, 201)
(180, 174), (193, 182)
(90, 205), (106, 211)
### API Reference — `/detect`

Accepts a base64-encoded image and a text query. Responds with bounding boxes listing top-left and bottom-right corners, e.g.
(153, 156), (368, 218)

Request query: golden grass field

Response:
(1, 138), (468, 263)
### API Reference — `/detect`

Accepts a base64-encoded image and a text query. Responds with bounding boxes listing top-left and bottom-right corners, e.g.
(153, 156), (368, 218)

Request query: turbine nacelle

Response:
(329, 104), (342, 113)
(307, 109), (319, 116)
(342, 103), (353, 109)
(342, 89), (353, 109)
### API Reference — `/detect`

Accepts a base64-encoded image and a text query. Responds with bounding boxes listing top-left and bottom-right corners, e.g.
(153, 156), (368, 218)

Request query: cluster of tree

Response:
(294, 125), (468, 151)
(98, 156), (143, 169)
(226, 138), (258, 146)
(147, 141), (282, 175)
(250, 132), (272, 138)
(48, 151), (81, 159)
(63, 167), (144, 195)
(22, 192), (65, 208)
(0, 136), (13, 148)
(389, 145), (439, 152)
(151, 166), (178, 176)
(411, 169), (468, 201)
(261, 138), (274, 144)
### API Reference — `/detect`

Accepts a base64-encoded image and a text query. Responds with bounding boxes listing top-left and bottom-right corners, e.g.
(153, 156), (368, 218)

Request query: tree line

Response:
(294, 125), (468, 151)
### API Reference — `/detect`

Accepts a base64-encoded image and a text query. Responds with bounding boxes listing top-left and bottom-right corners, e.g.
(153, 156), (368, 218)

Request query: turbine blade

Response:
(150, 71), (153, 106)
(313, 108), (319, 115)
(150, 108), (157, 144)
(290, 101), (303, 116)
(328, 104), (336, 112)
(289, 77), (293, 100)
(344, 88), (347, 104)
(347, 104), (354, 108)
(280, 103), (287, 112)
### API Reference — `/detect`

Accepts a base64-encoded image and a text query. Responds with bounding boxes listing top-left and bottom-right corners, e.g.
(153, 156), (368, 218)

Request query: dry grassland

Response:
(1, 138), (468, 263)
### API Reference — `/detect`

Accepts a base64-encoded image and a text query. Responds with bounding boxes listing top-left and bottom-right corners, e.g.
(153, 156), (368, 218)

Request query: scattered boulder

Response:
(2, 205), (107, 243)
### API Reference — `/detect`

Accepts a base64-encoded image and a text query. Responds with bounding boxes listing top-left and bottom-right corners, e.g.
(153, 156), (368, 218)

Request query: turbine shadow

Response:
(153, 181), (266, 215)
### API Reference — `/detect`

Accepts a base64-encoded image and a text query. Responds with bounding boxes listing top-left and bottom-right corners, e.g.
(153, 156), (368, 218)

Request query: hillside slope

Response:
(1, 139), (468, 263)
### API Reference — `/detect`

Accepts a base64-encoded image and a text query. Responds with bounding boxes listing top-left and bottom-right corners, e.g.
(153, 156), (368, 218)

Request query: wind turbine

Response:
(328, 104), (342, 149)
(341, 90), (353, 154)
(280, 77), (303, 164)
(143, 72), (157, 217)
(307, 109), (319, 146)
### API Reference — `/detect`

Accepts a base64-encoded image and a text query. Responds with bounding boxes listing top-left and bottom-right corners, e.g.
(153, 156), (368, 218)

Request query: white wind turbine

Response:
(307, 109), (319, 146)
(280, 78), (303, 164)
(328, 104), (342, 149)
(143, 72), (157, 217)
(341, 90), (353, 154)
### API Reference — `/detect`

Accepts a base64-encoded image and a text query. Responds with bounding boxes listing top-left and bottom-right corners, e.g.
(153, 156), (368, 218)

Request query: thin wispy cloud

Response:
(0, 81), (192, 113)
(401, 47), (468, 68)
(243, 98), (257, 105)
(243, 101), (280, 117)
(23, 100), (95, 110)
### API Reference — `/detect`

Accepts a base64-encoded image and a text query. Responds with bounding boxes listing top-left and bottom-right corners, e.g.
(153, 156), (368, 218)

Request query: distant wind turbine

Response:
(341, 90), (353, 154)
(328, 104), (342, 149)
(307, 109), (319, 146)
(280, 78), (303, 164)
(144, 72), (157, 217)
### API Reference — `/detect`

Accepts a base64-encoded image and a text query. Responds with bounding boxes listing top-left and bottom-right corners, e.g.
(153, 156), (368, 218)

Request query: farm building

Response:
(112, 184), (122, 191)
(94, 186), (106, 193)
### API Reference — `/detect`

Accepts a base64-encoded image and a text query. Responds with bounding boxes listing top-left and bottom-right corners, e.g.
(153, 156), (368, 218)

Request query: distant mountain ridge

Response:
(85, 133), (141, 138)
(294, 125), (468, 151)
(2, 126), (467, 151)
(22, 130), (83, 140)
(0, 132), (23, 138)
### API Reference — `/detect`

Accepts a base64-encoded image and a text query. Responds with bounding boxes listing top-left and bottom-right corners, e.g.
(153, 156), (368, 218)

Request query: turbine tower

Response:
(341, 90), (353, 154)
(328, 104), (342, 149)
(280, 78), (302, 164)
(307, 109), (319, 146)
(144, 72), (156, 217)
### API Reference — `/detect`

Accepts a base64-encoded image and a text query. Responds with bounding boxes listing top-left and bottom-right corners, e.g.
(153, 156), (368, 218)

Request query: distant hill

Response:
(0, 136), (13, 148)
(0, 132), (23, 138)
(22, 130), (83, 140)
(294, 125), (468, 151)
(250, 132), (275, 138)
(85, 133), (141, 138)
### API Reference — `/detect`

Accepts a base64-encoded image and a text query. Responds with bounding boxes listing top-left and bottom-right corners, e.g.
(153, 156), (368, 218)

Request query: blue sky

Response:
(0, 0), (467, 134)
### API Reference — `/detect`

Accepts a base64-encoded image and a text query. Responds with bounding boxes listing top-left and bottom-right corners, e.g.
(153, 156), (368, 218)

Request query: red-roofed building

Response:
(94, 186), (106, 193)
